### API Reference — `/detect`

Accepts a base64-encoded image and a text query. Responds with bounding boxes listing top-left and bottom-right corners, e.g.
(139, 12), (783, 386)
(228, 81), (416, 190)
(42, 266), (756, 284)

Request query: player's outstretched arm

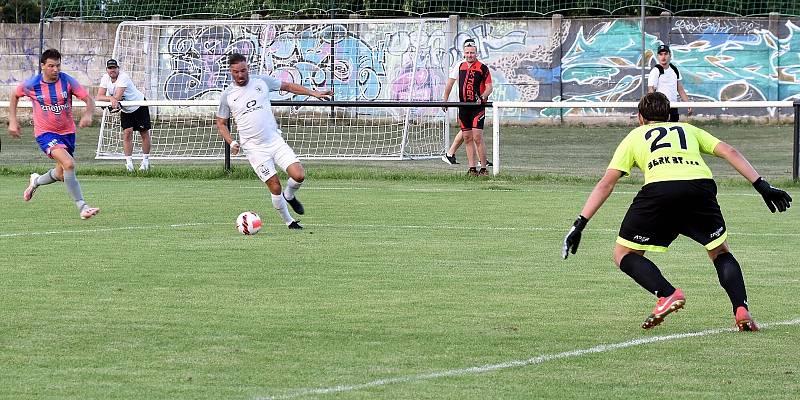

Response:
(713, 141), (792, 212)
(563, 169), (623, 259)
(280, 82), (332, 100)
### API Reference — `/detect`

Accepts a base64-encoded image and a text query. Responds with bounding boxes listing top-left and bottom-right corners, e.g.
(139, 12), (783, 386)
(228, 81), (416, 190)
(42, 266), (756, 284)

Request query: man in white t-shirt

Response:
(216, 53), (332, 230)
(647, 44), (691, 122)
(97, 59), (152, 171)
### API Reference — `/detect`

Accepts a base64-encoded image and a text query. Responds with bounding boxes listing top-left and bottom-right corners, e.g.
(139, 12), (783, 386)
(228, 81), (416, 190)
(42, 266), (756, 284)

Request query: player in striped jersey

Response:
(7, 49), (100, 220)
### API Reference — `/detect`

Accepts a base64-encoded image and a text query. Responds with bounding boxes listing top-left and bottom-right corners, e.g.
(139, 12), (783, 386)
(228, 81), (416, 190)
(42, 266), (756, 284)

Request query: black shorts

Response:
(120, 105), (152, 132)
(617, 179), (727, 252)
(458, 106), (485, 131)
(668, 108), (680, 122)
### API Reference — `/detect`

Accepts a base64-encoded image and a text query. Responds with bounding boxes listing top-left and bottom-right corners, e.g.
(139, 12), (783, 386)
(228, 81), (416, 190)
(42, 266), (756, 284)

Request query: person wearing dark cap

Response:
(647, 44), (692, 122)
(97, 58), (152, 171)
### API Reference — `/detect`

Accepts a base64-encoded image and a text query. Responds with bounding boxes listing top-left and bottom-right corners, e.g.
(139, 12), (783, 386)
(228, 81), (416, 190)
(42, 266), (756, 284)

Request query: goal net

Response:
(97, 19), (450, 160)
(97, 101), (447, 159)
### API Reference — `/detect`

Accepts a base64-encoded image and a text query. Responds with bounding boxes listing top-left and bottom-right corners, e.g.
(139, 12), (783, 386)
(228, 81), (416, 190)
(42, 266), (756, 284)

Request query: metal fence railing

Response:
(30, 1), (800, 22)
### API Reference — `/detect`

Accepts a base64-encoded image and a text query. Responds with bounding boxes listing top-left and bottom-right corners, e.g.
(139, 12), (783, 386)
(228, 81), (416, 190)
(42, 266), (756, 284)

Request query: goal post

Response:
(100, 18), (454, 161)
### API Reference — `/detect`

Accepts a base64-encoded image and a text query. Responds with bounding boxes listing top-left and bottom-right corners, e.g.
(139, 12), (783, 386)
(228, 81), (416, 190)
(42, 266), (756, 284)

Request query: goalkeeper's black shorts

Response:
(121, 105), (152, 132)
(616, 179), (727, 252)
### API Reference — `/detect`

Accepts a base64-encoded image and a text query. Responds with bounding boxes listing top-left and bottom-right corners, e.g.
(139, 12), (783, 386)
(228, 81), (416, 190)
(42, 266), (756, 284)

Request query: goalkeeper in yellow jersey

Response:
(562, 92), (791, 331)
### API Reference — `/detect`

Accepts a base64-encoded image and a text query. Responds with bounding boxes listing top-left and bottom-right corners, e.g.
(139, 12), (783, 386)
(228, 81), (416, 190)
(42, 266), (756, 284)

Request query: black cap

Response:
(106, 59), (119, 68)
(657, 44), (670, 54)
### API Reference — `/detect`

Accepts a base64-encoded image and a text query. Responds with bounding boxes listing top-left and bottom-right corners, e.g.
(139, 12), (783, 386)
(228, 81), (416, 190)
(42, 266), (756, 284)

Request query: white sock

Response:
(271, 194), (294, 225)
(142, 154), (150, 163)
(283, 178), (303, 200)
(125, 156), (133, 166)
(35, 169), (58, 187)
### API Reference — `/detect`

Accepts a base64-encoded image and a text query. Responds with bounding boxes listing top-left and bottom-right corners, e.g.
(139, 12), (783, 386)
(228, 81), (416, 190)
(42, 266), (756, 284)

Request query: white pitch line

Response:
(259, 318), (800, 400)
(53, 179), (764, 197)
(2, 221), (799, 238)
(0, 222), (224, 238)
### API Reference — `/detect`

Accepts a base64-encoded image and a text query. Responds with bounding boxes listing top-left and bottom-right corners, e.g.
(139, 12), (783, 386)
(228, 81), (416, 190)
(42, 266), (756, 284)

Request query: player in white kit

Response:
(216, 53), (332, 229)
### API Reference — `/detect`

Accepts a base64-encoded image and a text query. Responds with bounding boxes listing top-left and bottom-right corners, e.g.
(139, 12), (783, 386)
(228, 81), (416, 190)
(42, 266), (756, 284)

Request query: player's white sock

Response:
(140, 154), (150, 170)
(125, 156), (134, 170)
(63, 170), (86, 210)
(271, 194), (294, 224)
(283, 178), (303, 200)
(35, 169), (58, 186)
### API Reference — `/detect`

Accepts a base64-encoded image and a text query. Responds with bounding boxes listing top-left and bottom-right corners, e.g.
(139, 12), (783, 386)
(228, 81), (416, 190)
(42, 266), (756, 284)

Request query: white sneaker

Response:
(139, 162), (149, 171)
(23, 173), (40, 201)
(126, 163), (134, 172)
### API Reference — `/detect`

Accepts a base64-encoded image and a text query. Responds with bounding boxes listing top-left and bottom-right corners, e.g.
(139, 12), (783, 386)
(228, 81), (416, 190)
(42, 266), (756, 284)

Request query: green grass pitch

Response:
(1, 123), (799, 398)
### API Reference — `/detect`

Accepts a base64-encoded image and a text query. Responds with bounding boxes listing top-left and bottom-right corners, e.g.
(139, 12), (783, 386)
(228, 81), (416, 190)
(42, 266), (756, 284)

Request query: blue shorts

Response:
(36, 132), (76, 158)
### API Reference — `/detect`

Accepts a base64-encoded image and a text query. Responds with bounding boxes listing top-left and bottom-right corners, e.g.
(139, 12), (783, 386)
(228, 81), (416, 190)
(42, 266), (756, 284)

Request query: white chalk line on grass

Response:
(258, 318), (800, 400)
(3, 221), (799, 239)
(57, 179), (764, 197)
(0, 222), (225, 238)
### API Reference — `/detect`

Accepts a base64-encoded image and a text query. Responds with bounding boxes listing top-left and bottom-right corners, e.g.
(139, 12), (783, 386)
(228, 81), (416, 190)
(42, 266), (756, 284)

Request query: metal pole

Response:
(225, 120), (232, 174)
(38, 0), (45, 74)
(640, 0), (646, 97)
(329, 2), (335, 117)
(793, 100), (800, 182)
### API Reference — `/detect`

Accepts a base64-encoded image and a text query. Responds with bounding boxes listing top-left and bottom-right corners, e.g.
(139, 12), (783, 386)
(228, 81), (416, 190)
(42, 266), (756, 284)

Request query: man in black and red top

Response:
(442, 39), (493, 176)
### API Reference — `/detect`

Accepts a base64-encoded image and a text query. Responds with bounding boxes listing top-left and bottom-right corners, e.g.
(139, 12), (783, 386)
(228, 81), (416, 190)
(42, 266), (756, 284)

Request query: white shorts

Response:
(243, 137), (300, 182)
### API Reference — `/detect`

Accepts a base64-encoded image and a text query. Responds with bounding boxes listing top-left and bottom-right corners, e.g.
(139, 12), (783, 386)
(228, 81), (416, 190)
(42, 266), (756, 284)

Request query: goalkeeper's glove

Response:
(562, 215), (588, 260)
(752, 177), (792, 213)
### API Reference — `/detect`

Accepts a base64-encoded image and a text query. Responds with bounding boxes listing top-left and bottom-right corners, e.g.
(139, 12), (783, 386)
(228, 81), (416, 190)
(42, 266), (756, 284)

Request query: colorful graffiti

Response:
(157, 22), (445, 102)
(3, 17), (800, 120)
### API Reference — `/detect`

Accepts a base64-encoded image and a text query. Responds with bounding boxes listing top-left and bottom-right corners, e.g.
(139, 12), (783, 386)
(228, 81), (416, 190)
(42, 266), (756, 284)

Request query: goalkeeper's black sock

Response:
(713, 252), (749, 314)
(619, 253), (676, 297)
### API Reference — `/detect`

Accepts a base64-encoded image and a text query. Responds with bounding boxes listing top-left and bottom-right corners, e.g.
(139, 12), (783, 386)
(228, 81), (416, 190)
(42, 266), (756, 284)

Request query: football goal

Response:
(97, 18), (453, 160)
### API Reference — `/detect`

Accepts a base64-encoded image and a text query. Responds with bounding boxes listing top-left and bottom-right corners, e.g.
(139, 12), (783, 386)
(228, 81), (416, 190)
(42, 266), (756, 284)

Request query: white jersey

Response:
(99, 71), (144, 113)
(217, 75), (284, 147)
(647, 64), (681, 103)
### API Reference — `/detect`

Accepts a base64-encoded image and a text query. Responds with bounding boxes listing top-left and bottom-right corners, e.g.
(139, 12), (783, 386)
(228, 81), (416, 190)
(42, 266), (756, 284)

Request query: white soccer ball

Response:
(236, 211), (262, 235)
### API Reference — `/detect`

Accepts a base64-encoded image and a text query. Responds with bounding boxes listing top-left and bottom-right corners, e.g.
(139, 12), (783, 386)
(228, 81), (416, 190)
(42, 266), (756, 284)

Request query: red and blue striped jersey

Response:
(15, 72), (89, 137)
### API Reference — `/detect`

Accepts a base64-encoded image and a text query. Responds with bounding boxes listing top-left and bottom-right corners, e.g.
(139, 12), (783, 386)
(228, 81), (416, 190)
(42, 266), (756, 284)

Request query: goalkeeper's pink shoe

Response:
(23, 173), (40, 201)
(641, 288), (685, 329)
(80, 206), (101, 220)
(735, 306), (759, 332)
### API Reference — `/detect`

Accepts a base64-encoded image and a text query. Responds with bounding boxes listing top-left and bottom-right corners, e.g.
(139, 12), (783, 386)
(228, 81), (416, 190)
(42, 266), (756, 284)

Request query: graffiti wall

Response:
(2, 17), (800, 122)
(145, 20), (450, 105)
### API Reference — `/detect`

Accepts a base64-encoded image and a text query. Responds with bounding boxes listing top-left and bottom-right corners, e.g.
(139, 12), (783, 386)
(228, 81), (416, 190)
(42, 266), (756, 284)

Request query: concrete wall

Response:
(2, 16), (799, 122)
(0, 21), (117, 99)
